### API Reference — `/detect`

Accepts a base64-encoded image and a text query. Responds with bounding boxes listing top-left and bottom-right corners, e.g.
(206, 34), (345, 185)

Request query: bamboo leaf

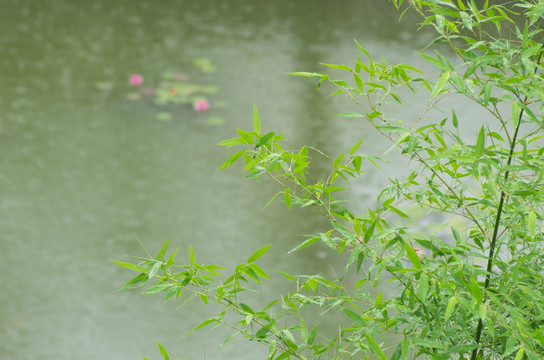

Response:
(515, 348), (525, 360)
(404, 240), (422, 269)
(475, 126), (485, 158)
(288, 236), (320, 254)
(511, 101), (521, 128)
(528, 211), (536, 237)
(120, 273), (149, 290)
(247, 244), (271, 263)
(155, 240), (169, 261)
(365, 334), (387, 360)
(158, 342), (170, 360)
(431, 71), (450, 99)
(255, 322), (274, 339)
(319, 62), (353, 71)
(444, 296), (458, 321)
(187, 318), (218, 334)
(111, 260), (150, 273)
(343, 308), (366, 326)
(256, 132), (275, 148)
(333, 112), (365, 118)
(219, 150), (245, 169)
(470, 277), (483, 304)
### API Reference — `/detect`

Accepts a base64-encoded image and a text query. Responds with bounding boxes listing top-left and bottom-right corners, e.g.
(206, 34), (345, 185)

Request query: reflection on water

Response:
(0, 1), (436, 359)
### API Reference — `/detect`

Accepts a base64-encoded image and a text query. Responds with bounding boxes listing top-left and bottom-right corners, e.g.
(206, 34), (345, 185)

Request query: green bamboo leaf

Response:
(244, 266), (261, 283)
(166, 247), (179, 265)
(354, 72), (364, 91)
(431, 71), (451, 99)
(511, 101), (521, 128)
(308, 325), (318, 345)
(158, 342), (170, 360)
(333, 112), (365, 118)
(288, 236), (320, 254)
(275, 352), (291, 360)
(435, 14), (445, 32)
(189, 245), (195, 264)
(389, 204), (409, 219)
(278, 270), (296, 281)
(255, 322), (274, 339)
(515, 347), (525, 360)
(451, 227), (461, 243)
(363, 221), (376, 243)
(333, 152), (344, 168)
(460, 11), (473, 30)
(149, 262), (162, 279)
(111, 260), (150, 273)
(343, 308), (366, 326)
(444, 296), (458, 321)
(319, 62), (353, 71)
(475, 126), (485, 158)
(528, 211), (536, 237)
(217, 137), (247, 147)
(252, 103), (261, 133)
(354, 39), (372, 60)
(249, 263), (270, 279)
(479, 303), (487, 320)
(256, 132), (275, 147)
(155, 240), (169, 261)
(187, 318), (216, 334)
(120, 273), (148, 290)
(144, 283), (172, 294)
(349, 137), (364, 155)
(247, 244), (271, 263)
(219, 150), (245, 170)
(450, 344), (478, 353)
(237, 128), (253, 144)
(165, 286), (180, 302)
(417, 273), (430, 299)
(365, 334), (387, 360)
(284, 188), (292, 209)
(404, 240), (422, 269)
(452, 108), (458, 128)
(332, 221), (356, 241)
(470, 277), (483, 304)
(419, 53), (449, 71)
(288, 71), (328, 78)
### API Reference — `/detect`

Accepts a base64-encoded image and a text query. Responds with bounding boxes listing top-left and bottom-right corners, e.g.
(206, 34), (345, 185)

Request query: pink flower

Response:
(414, 247), (425, 259)
(129, 74), (143, 86)
(193, 99), (210, 112)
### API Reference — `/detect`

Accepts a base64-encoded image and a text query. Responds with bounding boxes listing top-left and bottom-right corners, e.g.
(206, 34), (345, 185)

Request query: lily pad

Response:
(192, 58), (216, 73)
(206, 116), (226, 126)
(156, 112), (172, 121)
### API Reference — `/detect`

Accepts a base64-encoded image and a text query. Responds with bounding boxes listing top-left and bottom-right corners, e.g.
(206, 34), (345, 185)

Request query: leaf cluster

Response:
(116, 1), (544, 359)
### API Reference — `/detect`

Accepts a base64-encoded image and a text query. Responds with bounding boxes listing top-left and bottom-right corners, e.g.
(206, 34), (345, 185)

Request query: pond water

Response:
(0, 1), (449, 359)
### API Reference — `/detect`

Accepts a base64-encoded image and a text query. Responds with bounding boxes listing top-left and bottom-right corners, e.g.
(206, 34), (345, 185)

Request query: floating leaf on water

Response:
(161, 71), (175, 80)
(95, 81), (113, 91)
(206, 116), (226, 126)
(157, 112), (172, 121)
(213, 100), (227, 108)
(192, 58), (216, 73)
(200, 85), (219, 94)
(126, 92), (141, 101)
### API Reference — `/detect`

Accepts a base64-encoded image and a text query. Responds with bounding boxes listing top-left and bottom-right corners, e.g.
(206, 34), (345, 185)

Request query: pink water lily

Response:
(129, 74), (143, 86)
(193, 99), (210, 112)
